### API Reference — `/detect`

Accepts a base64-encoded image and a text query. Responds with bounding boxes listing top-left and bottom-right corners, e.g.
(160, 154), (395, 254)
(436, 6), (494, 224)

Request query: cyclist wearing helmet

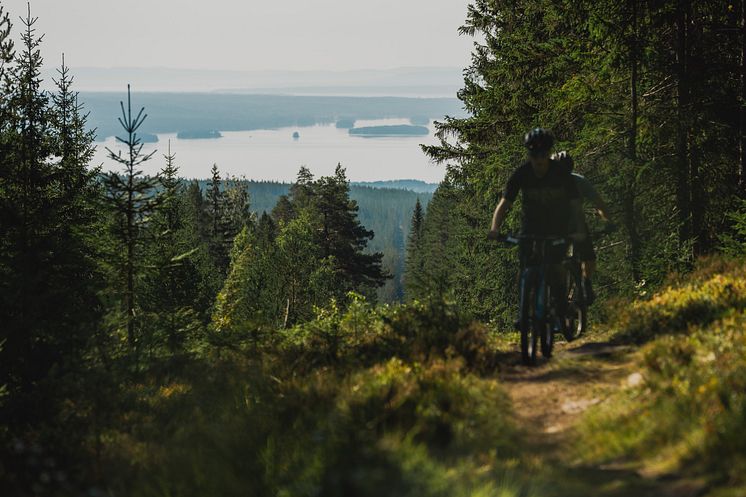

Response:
(488, 128), (580, 244)
(551, 151), (614, 304)
(488, 128), (582, 324)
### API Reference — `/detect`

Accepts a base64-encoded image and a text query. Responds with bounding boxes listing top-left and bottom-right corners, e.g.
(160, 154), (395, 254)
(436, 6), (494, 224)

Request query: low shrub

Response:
(274, 298), (496, 373)
(579, 260), (746, 488)
(613, 260), (746, 343)
(89, 298), (526, 497)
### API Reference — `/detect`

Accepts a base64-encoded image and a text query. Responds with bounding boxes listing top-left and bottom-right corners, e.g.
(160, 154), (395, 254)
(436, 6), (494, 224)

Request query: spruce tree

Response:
(271, 194), (295, 224)
(206, 163), (235, 274)
(0, 7), (101, 430)
(180, 180), (221, 319)
(404, 197), (425, 300)
(103, 85), (160, 352)
(207, 163), (223, 240)
(141, 143), (202, 354)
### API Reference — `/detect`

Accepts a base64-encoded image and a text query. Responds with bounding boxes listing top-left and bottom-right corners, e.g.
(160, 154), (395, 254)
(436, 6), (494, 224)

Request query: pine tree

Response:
(103, 85), (160, 352)
(213, 227), (257, 332)
(289, 166), (316, 211)
(312, 164), (388, 297)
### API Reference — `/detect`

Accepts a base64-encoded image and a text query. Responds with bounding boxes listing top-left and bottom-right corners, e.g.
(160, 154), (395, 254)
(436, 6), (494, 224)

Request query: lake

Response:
(94, 119), (446, 182)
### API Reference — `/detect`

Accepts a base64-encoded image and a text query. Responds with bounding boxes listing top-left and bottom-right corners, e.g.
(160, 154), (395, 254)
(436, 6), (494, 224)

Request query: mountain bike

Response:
(501, 234), (569, 365)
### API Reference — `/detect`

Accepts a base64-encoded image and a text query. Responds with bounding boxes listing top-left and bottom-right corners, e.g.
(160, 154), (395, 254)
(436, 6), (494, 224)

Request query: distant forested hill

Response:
(82, 92), (465, 141)
(189, 179), (432, 302)
(352, 180), (438, 193)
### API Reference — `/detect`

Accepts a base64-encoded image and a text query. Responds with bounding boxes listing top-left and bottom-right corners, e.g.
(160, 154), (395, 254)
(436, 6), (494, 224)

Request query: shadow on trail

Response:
(496, 340), (631, 379)
(541, 465), (708, 497)
(494, 337), (707, 497)
(565, 341), (632, 358)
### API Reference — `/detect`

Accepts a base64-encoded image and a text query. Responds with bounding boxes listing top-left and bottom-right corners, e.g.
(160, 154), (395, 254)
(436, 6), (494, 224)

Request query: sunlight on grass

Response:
(577, 259), (746, 491)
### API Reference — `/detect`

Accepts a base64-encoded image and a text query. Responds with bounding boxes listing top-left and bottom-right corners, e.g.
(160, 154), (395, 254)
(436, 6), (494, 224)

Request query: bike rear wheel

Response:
(565, 269), (587, 341)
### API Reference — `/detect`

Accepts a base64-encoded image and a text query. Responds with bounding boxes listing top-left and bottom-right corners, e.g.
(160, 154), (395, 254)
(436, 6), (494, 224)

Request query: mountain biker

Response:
(551, 151), (614, 305)
(487, 128), (582, 328)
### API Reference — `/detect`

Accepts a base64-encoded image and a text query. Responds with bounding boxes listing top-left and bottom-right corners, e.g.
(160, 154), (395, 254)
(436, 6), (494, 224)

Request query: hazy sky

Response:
(4, 0), (476, 71)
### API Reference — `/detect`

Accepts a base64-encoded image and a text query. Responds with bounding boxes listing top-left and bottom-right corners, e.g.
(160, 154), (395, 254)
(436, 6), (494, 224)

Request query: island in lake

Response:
(139, 133), (159, 143)
(292, 131), (300, 139)
(176, 129), (223, 139)
(348, 125), (429, 137)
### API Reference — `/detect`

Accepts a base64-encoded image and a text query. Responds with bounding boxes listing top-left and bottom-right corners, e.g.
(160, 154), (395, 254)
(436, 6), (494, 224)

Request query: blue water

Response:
(94, 119), (446, 182)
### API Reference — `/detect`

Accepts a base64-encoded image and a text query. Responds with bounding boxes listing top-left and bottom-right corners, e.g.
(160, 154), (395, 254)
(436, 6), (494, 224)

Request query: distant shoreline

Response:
(82, 92), (464, 141)
(349, 125), (429, 137)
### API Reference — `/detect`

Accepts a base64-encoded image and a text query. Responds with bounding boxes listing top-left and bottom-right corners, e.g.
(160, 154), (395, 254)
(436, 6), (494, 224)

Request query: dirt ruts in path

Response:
(497, 339), (708, 497)
(499, 341), (632, 447)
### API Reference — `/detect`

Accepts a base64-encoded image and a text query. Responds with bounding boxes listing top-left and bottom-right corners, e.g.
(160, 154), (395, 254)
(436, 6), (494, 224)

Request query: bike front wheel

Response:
(519, 270), (538, 365)
(540, 284), (553, 358)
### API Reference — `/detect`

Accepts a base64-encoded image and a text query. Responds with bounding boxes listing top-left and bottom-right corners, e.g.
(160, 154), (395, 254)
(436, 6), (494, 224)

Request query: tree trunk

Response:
(127, 172), (135, 350)
(741, 0), (746, 192)
(675, 0), (692, 255)
(625, 0), (642, 282)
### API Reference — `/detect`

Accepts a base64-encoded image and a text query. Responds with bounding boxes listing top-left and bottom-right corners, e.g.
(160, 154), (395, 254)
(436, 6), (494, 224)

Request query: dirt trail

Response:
(497, 338), (708, 497)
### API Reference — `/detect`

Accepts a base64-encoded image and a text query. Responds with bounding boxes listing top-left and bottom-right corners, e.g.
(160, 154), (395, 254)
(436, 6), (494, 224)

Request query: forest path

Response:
(497, 337), (708, 497)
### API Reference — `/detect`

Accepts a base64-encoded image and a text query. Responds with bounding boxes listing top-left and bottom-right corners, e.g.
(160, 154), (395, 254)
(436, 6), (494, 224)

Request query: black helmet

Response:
(524, 128), (554, 153)
(551, 150), (574, 172)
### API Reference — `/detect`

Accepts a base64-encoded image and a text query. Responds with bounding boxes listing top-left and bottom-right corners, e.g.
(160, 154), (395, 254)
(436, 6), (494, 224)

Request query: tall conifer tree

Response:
(0, 7), (100, 429)
(103, 85), (160, 352)
(404, 197), (425, 300)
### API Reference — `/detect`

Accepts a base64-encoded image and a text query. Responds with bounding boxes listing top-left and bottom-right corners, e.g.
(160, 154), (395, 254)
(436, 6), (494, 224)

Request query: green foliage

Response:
(409, 0), (744, 322)
(404, 197), (425, 300)
(612, 258), (746, 343)
(214, 165), (388, 330)
(102, 85), (161, 350)
(0, 8), (108, 495)
(0, 4), (101, 414)
(192, 178), (430, 303)
(139, 148), (205, 355)
(272, 297), (497, 376)
(579, 260), (746, 487)
(87, 301), (527, 497)
(720, 199), (746, 256)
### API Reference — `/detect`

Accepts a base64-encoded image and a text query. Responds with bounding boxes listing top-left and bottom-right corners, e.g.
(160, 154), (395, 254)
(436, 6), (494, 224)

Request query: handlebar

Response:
(488, 222), (617, 244)
(496, 234), (569, 246)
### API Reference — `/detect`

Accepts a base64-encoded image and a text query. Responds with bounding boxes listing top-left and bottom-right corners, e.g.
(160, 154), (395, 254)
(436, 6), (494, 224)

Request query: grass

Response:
(89, 299), (540, 497)
(576, 257), (746, 494)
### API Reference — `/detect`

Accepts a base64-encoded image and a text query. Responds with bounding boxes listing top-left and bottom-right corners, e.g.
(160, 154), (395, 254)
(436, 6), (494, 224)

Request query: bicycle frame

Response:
(504, 234), (568, 364)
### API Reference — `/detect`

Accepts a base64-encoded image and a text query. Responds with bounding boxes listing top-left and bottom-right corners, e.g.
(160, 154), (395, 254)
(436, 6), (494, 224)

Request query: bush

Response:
(102, 351), (522, 497)
(612, 260), (746, 343)
(579, 260), (746, 487)
(86, 298), (528, 497)
(273, 298), (496, 373)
